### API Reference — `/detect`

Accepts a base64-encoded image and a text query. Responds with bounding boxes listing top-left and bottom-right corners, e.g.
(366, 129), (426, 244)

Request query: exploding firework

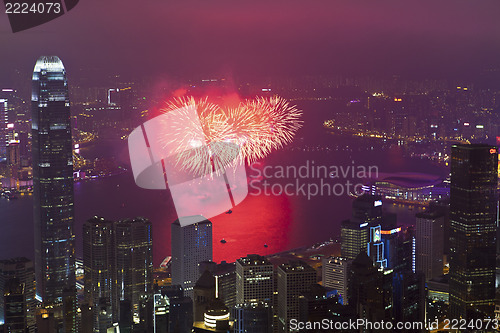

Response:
(160, 95), (303, 176)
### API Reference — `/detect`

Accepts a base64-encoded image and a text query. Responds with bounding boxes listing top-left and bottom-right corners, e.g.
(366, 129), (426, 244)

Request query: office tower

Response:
(83, 216), (153, 329)
(277, 261), (316, 333)
(0, 258), (35, 332)
(235, 255), (274, 305)
(348, 252), (393, 324)
(171, 217), (213, 299)
(381, 225), (412, 273)
(114, 217), (153, 323)
(83, 217), (116, 328)
(322, 256), (351, 304)
(193, 270), (216, 322)
(416, 211), (444, 281)
(232, 303), (272, 333)
(341, 194), (384, 260)
(0, 90), (16, 158)
(3, 278), (25, 333)
(449, 144), (497, 320)
(31, 56), (75, 307)
(340, 220), (370, 260)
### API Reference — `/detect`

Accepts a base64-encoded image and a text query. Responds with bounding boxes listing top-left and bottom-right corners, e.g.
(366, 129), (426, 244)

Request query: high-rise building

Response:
(341, 194), (384, 260)
(340, 220), (370, 260)
(0, 97), (9, 157)
(83, 216), (153, 329)
(114, 217), (153, 323)
(31, 56), (76, 308)
(171, 217), (213, 299)
(416, 211), (444, 281)
(0, 258), (35, 332)
(83, 217), (116, 328)
(235, 254), (274, 306)
(322, 256), (351, 305)
(449, 144), (498, 320)
(277, 261), (316, 333)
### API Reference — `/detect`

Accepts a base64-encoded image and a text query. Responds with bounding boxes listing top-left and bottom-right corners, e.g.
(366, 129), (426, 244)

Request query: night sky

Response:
(1, 0), (500, 85)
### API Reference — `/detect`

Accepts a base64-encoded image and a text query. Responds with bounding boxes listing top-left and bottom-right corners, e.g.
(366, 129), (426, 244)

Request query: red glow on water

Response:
(211, 192), (292, 263)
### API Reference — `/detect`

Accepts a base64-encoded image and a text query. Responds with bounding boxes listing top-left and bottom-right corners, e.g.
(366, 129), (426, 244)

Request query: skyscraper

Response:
(449, 144), (498, 320)
(341, 194), (384, 260)
(171, 217), (213, 299)
(235, 254), (274, 306)
(114, 217), (153, 323)
(416, 211), (444, 281)
(83, 216), (153, 328)
(322, 256), (351, 304)
(83, 217), (116, 329)
(340, 220), (370, 260)
(277, 261), (316, 333)
(31, 56), (75, 312)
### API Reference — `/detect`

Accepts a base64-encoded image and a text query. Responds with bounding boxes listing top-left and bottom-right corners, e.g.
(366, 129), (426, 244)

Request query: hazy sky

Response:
(1, 0), (500, 85)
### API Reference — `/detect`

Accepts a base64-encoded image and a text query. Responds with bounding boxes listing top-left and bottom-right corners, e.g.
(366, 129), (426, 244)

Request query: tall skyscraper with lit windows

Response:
(449, 144), (498, 320)
(115, 217), (153, 323)
(83, 216), (116, 330)
(31, 56), (75, 310)
(171, 217), (213, 299)
(235, 254), (274, 306)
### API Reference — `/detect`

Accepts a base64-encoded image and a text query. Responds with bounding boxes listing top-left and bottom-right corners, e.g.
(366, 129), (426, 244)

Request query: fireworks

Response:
(160, 95), (303, 176)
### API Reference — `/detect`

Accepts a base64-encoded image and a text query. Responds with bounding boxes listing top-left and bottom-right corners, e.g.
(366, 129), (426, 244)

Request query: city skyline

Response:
(1, 0), (500, 329)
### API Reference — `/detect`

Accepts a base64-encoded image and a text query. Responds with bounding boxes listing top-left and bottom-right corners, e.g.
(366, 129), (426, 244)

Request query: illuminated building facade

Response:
(114, 217), (153, 323)
(340, 220), (370, 260)
(367, 225), (387, 269)
(321, 256), (351, 305)
(83, 217), (117, 329)
(341, 194), (384, 260)
(235, 254), (274, 306)
(449, 144), (498, 320)
(171, 217), (213, 299)
(31, 56), (76, 317)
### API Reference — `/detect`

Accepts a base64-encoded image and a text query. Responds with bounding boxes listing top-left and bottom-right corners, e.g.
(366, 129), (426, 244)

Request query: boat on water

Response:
(220, 239), (227, 244)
